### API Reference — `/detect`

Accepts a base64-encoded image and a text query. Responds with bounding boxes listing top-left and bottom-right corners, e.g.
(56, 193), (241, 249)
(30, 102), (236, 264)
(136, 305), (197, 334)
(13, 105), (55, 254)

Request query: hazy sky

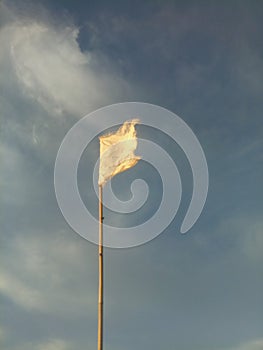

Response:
(1, 1), (263, 349)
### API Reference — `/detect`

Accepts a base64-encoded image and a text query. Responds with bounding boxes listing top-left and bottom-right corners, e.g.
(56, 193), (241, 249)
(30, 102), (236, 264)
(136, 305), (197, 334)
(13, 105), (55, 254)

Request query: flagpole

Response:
(97, 119), (139, 350)
(97, 184), (103, 350)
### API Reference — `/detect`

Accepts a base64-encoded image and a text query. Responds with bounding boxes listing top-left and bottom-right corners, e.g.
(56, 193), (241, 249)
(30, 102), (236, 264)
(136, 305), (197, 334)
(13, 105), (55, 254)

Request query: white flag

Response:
(98, 119), (140, 186)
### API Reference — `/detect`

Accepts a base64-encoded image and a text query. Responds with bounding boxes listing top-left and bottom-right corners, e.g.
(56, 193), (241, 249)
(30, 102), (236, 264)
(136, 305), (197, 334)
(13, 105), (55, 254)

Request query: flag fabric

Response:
(98, 119), (140, 186)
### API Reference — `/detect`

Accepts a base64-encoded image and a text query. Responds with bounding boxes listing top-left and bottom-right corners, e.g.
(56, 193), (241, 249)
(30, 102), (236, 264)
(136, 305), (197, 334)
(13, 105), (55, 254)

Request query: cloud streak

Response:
(0, 229), (97, 316)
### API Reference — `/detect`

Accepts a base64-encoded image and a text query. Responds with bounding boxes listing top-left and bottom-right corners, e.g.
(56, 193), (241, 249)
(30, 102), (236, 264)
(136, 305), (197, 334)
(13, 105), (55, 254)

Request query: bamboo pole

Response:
(97, 185), (103, 350)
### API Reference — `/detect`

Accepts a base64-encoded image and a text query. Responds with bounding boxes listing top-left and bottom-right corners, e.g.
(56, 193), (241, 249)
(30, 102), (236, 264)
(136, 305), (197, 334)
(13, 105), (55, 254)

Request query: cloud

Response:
(218, 338), (263, 350)
(0, 269), (44, 310)
(8, 23), (103, 116)
(0, 326), (7, 342)
(190, 212), (263, 267)
(241, 220), (263, 262)
(36, 339), (70, 350)
(220, 215), (263, 263)
(0, 3), (132, 118)
(0, 230), (97, 317)
(5, 338), (72, 350)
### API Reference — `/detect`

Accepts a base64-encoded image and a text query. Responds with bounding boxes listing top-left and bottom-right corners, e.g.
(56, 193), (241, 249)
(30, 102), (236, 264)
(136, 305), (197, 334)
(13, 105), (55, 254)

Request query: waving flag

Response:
(98, 119), (140, 186)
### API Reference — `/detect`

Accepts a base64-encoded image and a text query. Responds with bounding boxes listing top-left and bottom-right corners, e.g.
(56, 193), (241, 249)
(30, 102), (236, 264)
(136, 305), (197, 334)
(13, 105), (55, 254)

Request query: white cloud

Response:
(218, 339), (263, 350)
(191, 212), (263, 264)
(0, 269), (45, 310)
(234, 47), (263, 97)
(0, 7), (131, 118)
(0, 230), (97, 317)
(0, 326), (7, 342)
(36, 339), (70, 350)
(224, 215), (263, 263)
(242, 221), (263, 262)
(5, 338), (72, 350)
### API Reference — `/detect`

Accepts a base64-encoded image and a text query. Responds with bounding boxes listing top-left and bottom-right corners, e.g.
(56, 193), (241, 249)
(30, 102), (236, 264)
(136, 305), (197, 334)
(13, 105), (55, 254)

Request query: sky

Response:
(0, 0), (263, 349)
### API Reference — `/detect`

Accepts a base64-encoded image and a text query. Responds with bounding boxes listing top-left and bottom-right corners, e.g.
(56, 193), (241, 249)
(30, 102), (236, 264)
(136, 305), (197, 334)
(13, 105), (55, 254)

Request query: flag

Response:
(98, 119), (140, 186)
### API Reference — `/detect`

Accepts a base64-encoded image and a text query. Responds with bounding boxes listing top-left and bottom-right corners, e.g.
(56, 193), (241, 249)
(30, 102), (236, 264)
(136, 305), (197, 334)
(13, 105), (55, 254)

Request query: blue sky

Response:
(0, 1), (263, 349)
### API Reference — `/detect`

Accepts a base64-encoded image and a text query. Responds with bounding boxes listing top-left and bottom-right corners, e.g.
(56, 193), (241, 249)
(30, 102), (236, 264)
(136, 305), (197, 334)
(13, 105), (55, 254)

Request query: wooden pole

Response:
(97, 185), (103, 350)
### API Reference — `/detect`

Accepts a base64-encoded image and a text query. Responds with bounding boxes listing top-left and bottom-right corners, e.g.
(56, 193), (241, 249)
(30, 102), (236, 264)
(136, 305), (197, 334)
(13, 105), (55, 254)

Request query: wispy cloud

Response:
(0, 15), (131, 118)
(0, 326), (7, 342)
(218, 338), (263, 350)
(36, 339), (71, 350)
(5, 338), (72, 350)
(0, 230), (97, 316)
